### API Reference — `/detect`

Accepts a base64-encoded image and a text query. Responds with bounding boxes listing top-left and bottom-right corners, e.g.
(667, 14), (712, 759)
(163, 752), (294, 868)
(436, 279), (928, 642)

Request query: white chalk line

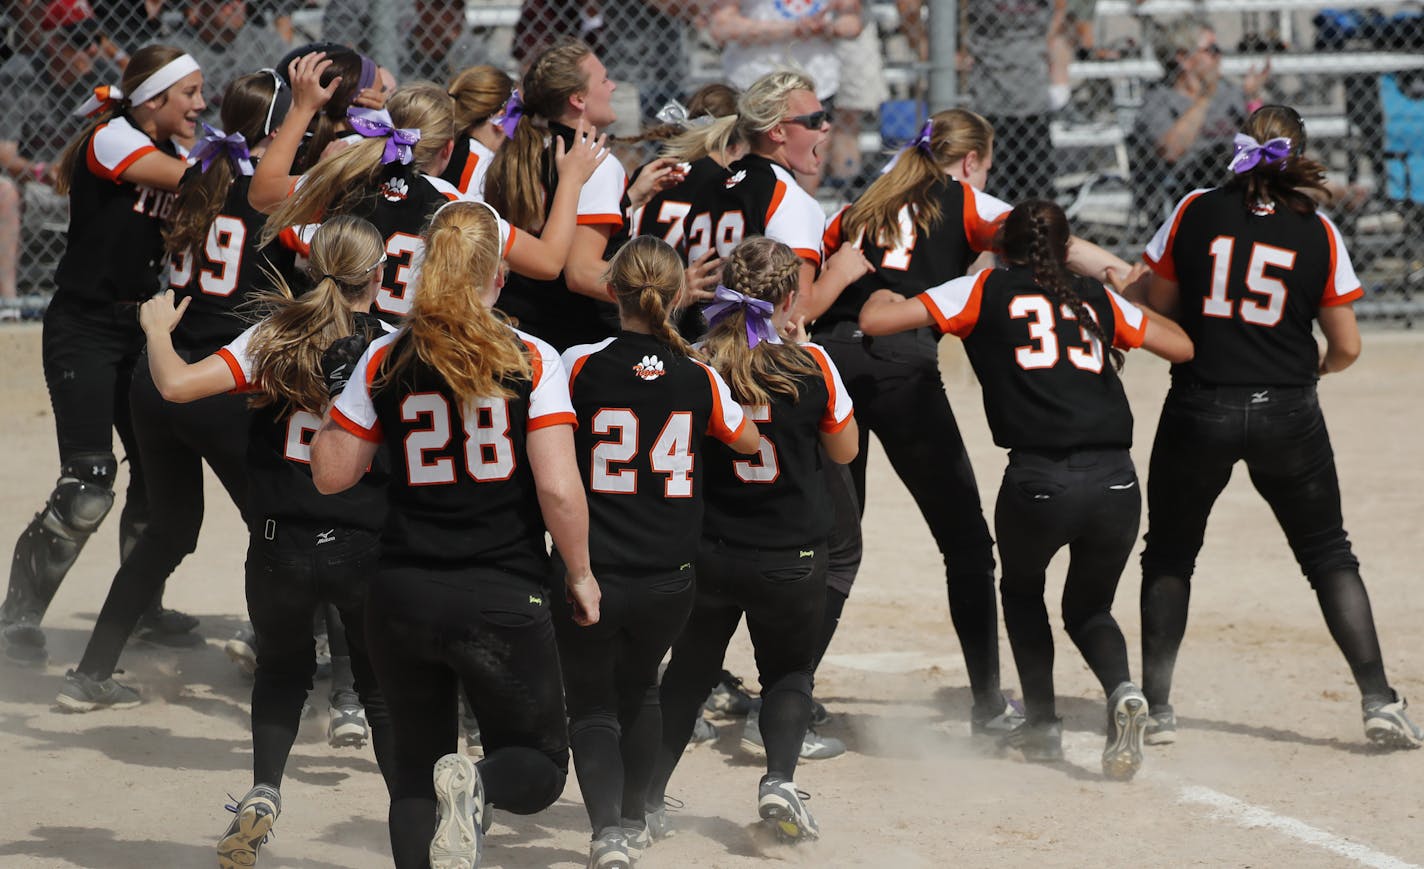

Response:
(830, 650), (1419, 869)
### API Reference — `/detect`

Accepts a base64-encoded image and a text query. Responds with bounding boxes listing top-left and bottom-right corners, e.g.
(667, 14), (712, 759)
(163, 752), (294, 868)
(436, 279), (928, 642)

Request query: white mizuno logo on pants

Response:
(1108, 482), (1137, 490)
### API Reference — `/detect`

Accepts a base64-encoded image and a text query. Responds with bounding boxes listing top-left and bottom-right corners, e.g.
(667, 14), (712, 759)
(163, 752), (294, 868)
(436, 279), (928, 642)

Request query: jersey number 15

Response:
(1203, 236), (1295, 326)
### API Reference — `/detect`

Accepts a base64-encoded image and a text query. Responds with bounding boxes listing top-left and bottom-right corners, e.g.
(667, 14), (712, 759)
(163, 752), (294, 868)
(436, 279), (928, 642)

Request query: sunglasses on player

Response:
(782, 110), (830, 129)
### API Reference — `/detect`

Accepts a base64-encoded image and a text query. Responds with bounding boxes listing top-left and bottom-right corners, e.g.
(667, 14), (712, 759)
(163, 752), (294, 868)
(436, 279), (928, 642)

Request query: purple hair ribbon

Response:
(1229, 133), (1292, 174)
(913, 119), (934, 154)
(188, 123), (253, 175)
(703, 284), (781, 349)
(347, 107), (421, 165)
(496, 90), (525, 138)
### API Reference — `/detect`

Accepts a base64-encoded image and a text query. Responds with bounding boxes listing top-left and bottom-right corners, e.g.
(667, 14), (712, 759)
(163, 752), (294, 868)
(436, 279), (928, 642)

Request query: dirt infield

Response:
(1, 322), (1421, 868)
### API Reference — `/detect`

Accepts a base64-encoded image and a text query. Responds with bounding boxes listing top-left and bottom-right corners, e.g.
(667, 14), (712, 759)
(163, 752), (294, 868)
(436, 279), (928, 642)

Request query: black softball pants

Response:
(649, 539), (827, 806)
(37, 300), (148, 564)
(245, 525), (392, 790)
(365, 564), (569, 869)
(552, 558), (695, 836)
(996, 448), (1139, 725)
(75, 359), (251, 679)
(819, 328), (1003, 716)
(1140, 384), (1391, 708)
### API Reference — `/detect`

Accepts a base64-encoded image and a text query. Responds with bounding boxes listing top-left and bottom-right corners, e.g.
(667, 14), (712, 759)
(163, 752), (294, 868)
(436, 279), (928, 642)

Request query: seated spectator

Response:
(1133, 17), (1270, 205)
(169, 0), (283, 101)
(0, 0), (121, 305)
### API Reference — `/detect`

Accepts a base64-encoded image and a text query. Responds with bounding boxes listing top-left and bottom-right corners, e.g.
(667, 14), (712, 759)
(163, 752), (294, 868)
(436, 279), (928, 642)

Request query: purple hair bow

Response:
(497, 90), (525, 138)
(912, 119), (934, 154)
(347, 107), (421, 165)
(1229, 133), (1292, 174)
(189, 123), (253, 176)
(704, 284), (781, 349)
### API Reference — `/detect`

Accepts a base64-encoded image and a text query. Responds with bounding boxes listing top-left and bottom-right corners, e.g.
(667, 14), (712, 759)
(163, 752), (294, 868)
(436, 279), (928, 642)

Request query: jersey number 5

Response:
(1203, 236), (1294, 326)
(1009, 295), (1105, 373)
(733, 405), (779, 483)
(401, 393), (515, 485)
(590, 409), (695, 498)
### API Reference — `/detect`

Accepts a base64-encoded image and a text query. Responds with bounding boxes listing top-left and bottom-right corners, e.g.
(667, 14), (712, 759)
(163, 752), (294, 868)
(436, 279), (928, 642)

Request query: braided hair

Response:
(998, 200), (1125, 372)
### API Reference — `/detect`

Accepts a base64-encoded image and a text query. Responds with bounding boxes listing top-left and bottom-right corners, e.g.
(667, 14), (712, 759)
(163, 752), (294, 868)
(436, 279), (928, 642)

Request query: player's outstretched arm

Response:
(1066, 235), (1133, 283)
(140, 290), (238, 402)
(858, 288), (933, 336)
(506, 120), (610, 283)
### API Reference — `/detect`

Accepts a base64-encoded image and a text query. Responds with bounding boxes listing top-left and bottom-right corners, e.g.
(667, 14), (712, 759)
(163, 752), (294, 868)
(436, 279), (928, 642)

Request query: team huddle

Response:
(0, 30), (1419, 869)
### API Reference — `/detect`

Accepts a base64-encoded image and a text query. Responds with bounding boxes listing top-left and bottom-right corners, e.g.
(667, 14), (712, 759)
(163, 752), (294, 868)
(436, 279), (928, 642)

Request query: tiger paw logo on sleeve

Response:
(633, 355), (666, 381)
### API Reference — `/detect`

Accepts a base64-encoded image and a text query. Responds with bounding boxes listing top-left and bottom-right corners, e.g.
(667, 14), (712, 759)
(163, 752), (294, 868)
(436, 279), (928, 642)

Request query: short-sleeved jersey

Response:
(819, 178), (1010, 328)
(701, 343), (853, 548)
(497, 121), (628, 351)
(439, 135), (497, 200)
(919, 267), (1146, 450)
(1143, 186), (1362, 387)
(684, 154), (825, 267)
(216, 320), (396, 534)
(54, 115), (180, 304)
(331, 327), (575, 576)
(562, 333), (746, 572)
(168, 173), (299, 357)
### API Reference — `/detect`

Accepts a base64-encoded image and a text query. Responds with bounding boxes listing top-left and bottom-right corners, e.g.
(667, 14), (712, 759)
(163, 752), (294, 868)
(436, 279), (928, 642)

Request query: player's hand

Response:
(1244, 57), (1272, 99)
(553, 119), (610, 186)
(565, 569), (601, 626)
(321, 333), (370, 399)
(288, 52), (340, 115)
(825, 242), (872, 285)
(139, 290), (190, 335)
(352, 85), (388, 110)
(626, 158), (686, 210)
(780, 314), (809, 344)
(683, 250), (722, 303)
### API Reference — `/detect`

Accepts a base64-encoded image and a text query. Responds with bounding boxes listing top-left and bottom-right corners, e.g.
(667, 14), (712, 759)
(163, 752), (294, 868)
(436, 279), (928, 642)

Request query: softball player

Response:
(860, 199), (1193, 779)
(132, 216), (396, 867)
(1136, 105), (1423, 749)
(251, 53), (608, 322)
(815, 108), (1136, 734)
(311, 201), (601, 869)
(484, 39), (629, 351)
(557, 236), (757, 867)
(1, 45), (204, 669)
(646, 237), (858, 844)
(442, 64), (514, 200)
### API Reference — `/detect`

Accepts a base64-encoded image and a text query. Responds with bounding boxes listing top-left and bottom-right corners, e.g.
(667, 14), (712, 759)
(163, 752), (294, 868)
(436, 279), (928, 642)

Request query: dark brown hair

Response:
(1222, 105), (1331, 215)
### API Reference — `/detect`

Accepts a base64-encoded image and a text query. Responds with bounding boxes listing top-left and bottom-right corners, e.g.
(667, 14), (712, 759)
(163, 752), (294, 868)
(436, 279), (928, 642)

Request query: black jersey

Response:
(217, 322), (394, 534)
(332, 327), (575, 576)
(1144, 187), (1362, 387)
(54, 114), (179, 304)
(168, 173), (299, 357)
(819, 178), (1010, 329)
(683, 154), (825, 267)
(701, 343), (853, 548)
(439, 135), (497, 200)
(497, 121), (627, 351)
(562, 333), (746, 571)
(920, 267), (1147, 451)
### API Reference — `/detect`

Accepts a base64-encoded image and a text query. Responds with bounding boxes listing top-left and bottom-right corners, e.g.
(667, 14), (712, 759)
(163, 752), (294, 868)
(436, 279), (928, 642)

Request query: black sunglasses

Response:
(783, 110), (830, 129)
(1199, 43), (1222, 56)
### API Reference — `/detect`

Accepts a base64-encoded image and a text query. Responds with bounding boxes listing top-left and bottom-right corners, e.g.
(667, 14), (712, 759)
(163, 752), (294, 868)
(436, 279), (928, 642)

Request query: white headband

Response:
(73, 54), (201, 117)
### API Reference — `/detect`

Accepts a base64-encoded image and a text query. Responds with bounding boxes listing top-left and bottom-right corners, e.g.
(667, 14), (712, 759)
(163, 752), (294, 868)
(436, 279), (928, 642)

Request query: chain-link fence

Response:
(2, 0), (1420, 321)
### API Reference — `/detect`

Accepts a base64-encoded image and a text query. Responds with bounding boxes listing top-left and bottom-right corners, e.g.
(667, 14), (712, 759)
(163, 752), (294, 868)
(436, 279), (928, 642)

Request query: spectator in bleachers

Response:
(600, 1), (700, 137)
(168, 0), (283, 102)
(89, 0), (164, 50)
(0, 0), (122, 306)
(962, 0), (1057, 204)
(1134, 17), (1271, 205)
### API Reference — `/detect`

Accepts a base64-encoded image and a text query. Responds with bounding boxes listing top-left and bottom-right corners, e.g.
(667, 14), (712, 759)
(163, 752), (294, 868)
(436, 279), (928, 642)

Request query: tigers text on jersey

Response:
(701, 343), (853, 549)
(1144, 187), (1362, 387)
(169, 173), (298, 357)
(216, 321), (396, 535)
(820, 178), (1010, 328)
(331, 327), (576, 575)
(439, 135), (497, 201)
(562, 333), (747, 572)
(497, 121), (628, 351)
(55, 114), (179, 304)
(684, 154), (825, 268)
(919, 267), (1146, 451)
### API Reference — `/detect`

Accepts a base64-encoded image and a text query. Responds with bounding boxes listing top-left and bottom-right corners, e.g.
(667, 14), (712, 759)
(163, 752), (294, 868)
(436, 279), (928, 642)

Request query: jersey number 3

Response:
(1203, 236), (1294, 326)
(1010, 295), (1104, 372)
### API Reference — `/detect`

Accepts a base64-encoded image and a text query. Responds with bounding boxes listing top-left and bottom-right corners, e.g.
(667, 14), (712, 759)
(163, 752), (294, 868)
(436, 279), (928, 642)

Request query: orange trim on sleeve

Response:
(278, 226), (311, 256)
(1321, 287), (1364, 307)
(822, 206), (846, 254)
(528, 411), (576, 431)
(961, 183), (1004, 252)
(1316, 213), (1362, 306)
(214, 347), (248, 390)
(803, 345), (846, 433)
(457, 151), (479, 195)
(1144, 190), (1205, 281)
(1108, 297), (1147, 350)
(331, 406), (383, 442)
(365, 343), (392, 388)
(523, 341), (545, 390)
(577, 213), (624, 227)
(700, 364), (740, 444)
(822, 409), (854, 435)
(567, 352), (592, 388)
(765, 179), (788, 227)
(920, 270), (988, 337)
(86, 126), (158, 183)
(503, 225), (518, 258)
(792, 247), (822, 267)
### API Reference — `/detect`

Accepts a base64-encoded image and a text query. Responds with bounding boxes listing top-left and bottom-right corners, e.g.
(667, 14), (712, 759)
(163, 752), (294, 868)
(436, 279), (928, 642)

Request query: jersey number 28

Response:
(401, 393), (515, 484)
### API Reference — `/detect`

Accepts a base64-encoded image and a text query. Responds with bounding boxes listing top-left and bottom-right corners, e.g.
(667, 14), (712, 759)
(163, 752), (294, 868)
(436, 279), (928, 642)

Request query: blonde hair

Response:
(700, 237), (819, 406)
(840, 109), (995, 250)
(245, 215), (385, 416)
(260, 81), (456, 246)
(485, 39), (594, 231)
(54, 44), (188, 196)
(379, 201), (531, 405)
(604, 237), (693, 357)
(691, 70), (816, 165)
(448, 64), (514, 134)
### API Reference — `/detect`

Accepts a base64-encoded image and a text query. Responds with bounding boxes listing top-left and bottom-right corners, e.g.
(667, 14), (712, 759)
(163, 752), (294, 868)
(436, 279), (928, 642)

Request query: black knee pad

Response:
(49, 453), (119, 537)
(568, 711), (621, 742)
(762, 670), (814, 700)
